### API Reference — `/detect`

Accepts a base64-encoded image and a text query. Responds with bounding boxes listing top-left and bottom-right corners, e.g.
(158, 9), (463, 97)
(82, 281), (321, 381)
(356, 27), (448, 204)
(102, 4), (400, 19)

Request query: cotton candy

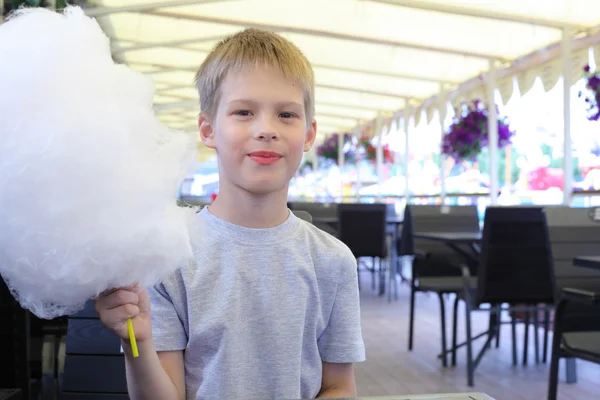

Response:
(0, 6), (201, 319)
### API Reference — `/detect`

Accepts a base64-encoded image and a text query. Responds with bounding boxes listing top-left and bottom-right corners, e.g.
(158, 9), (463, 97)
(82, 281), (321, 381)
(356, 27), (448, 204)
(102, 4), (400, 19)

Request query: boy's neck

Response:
(207, 184), (290, 229)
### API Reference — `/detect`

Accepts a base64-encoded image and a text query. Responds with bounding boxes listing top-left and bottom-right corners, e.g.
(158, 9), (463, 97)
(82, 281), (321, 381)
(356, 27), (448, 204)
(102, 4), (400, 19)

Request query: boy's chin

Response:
(239, 179), (289, 196)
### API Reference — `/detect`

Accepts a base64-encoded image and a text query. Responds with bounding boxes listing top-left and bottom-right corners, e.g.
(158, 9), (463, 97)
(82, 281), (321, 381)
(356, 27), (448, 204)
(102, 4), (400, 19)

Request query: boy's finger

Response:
(100, 304), (140, 327)
(101, 289), (139, 310)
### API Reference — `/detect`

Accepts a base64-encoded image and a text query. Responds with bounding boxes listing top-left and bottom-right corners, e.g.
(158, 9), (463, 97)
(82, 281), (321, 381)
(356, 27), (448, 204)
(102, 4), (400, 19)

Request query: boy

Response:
(95, 28), (365, 399)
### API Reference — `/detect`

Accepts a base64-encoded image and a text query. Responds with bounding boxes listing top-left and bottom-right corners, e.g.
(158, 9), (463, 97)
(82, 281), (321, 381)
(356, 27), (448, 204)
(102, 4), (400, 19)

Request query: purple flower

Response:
(584, 65), (591, 73)
(442, 100), (514, 160)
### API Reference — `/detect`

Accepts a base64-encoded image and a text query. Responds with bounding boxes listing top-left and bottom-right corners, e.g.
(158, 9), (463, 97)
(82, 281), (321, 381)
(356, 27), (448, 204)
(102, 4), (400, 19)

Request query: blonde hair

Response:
(194, 28), (315, 125)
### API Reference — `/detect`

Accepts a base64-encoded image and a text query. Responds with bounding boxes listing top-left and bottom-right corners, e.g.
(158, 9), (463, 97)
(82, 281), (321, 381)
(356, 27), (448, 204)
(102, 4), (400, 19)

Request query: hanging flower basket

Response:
(578, 65), (600, 121)
(442, 99), (514, 161)
(316, 133), (356, 164)
(358, 136), (394, 163)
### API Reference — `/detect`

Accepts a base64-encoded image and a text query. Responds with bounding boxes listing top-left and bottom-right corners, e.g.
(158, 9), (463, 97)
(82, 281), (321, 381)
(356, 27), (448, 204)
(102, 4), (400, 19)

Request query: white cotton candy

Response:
(0, 6), (201, 319)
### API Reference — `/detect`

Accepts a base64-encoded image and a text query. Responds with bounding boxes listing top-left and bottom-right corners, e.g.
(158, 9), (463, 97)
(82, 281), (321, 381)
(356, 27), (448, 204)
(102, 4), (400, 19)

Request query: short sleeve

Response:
(317, 252), (366, 363)
(148, 277), (188, 352)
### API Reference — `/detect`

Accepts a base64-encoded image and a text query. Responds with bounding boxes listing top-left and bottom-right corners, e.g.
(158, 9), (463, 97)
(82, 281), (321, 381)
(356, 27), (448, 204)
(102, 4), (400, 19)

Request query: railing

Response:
(571, 189), (600, 207)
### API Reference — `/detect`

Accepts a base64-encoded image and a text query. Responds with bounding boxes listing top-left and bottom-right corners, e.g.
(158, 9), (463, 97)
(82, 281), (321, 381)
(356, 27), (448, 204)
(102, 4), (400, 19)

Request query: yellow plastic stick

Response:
(127, 317), (139, 358)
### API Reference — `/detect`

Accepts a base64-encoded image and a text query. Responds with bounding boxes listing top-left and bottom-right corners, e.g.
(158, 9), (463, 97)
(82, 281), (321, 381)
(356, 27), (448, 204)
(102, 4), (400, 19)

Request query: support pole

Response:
(404, 107), (411, 202)
(439, 85), (448, 205)
(338, 132), (345, 202)
(375, 114), (384, 202)
(562, 27), (573, 206)
(487, 60), (499, 205)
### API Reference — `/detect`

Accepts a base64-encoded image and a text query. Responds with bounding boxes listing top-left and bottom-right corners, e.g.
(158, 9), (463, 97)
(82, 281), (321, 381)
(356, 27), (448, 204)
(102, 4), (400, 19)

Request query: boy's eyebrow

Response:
(227, 99), (303, 108)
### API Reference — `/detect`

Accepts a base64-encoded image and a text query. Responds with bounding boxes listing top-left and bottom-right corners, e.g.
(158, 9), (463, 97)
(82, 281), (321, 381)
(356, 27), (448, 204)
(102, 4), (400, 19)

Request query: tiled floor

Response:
(355, 277), (600, 400)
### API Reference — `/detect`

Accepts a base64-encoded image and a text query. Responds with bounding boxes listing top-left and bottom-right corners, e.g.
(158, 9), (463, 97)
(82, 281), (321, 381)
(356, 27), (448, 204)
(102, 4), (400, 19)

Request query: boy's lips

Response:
(248, 151), (282, 165)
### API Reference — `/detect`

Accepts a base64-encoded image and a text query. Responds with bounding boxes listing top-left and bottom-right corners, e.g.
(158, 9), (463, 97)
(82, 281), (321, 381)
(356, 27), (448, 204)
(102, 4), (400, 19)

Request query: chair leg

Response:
(534, 307), (540, 364)
(437, 293), (448, 367)
(543, 308), (550, 364)
(465, 300), (475, 387)
(523, 310), (530, 366)
(547, 315), (562, 400)
(510, 311), (517, 366)
(451, 295), (459, 367)
(495, 310), (501, 348)
(356, 259), (361, 291)
(371, 257), (376, 291)
(378, 258), (386, 297)
(408, 287), (416, 351)
(566, 358), (577, 384)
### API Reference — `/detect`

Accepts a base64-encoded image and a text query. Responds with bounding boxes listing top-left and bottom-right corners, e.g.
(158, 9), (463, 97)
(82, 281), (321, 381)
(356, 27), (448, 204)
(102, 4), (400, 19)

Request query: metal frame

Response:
(368, 0), (586, 30)
(84, 0), (236, 17)
(144, 10), (506, 61)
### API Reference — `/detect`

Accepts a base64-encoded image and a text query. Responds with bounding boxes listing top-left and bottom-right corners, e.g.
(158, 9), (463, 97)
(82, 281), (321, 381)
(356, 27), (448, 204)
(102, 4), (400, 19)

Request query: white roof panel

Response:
(79, 0), (600, 155)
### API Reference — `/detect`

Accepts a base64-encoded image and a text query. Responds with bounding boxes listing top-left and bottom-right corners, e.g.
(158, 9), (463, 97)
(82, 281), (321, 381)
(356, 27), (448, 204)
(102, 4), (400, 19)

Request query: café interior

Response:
(2, 1), (600, 400)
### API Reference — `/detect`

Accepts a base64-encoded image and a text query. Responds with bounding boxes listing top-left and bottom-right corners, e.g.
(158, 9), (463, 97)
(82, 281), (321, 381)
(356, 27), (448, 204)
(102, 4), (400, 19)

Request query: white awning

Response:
(81, 0), (600, 160)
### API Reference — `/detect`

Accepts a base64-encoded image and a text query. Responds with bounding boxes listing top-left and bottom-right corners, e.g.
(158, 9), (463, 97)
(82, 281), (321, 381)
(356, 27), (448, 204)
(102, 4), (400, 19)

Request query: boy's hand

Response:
(94, 285), (153, 343)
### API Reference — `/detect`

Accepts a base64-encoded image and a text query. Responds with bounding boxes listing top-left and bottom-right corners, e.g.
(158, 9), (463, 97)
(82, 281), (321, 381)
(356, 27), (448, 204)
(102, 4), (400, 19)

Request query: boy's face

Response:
(199, 66), (316, 196)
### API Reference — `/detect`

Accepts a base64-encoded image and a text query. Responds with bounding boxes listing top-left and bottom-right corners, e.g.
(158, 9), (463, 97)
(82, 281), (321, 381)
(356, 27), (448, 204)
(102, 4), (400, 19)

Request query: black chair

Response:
(545, 206), (600, 292)
(337, 203), (388, 294)
(59, 300), (128, 399)
(0, 389), (23, 400)
(544, 206), (600, 393)
(456, 206), (556, 387)
(0, 276), (67, 400)
(401, 205), (480, 367)
(548, 288), (600, 400)
(0, 278), (31, 399)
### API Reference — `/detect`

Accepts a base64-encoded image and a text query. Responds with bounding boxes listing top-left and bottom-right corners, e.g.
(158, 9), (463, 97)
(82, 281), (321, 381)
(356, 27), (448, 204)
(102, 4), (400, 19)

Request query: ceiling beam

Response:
(144, 10), (506, 61)
(155, 82), (417, 100)
(114, 39), (455, 85)
(112, 36), (221, 55)
(311, 63), (457, 84)
(130, 57), (454, 85)
(437, 27), (600, 108)
(316, 124), (355, 132)
(317, 113), (362, 122)
(154, 100), (385, 114)
(366, 0), (586, 31)
(316, 101), (383, 112)
(317, 84), (416, 100)
(85, 0), (235, 17)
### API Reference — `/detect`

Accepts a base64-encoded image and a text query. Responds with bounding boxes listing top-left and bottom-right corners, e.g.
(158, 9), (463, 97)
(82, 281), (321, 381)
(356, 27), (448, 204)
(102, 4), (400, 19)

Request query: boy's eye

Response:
(280, 112), (296, 119)
(234, 110), (252, 116)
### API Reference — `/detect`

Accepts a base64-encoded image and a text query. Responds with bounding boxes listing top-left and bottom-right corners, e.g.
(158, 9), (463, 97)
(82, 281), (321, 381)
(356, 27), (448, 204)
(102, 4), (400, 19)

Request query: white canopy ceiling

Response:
(81, 0), (600, 160)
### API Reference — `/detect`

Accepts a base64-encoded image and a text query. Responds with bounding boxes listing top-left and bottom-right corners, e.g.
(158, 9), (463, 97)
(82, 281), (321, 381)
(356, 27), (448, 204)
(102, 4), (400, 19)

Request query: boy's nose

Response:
(255, 131), (279, 140)
(254, 118), (279, 140)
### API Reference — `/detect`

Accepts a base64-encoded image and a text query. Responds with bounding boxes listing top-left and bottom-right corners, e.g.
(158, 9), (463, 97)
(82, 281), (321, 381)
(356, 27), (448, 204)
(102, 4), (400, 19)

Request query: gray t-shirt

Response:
(148, 207), (365, 399)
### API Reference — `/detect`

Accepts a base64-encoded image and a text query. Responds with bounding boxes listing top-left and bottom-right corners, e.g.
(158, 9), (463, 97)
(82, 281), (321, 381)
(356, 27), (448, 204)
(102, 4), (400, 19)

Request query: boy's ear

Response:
(198, 113), (216, 149)
(303, 118), (317, 152)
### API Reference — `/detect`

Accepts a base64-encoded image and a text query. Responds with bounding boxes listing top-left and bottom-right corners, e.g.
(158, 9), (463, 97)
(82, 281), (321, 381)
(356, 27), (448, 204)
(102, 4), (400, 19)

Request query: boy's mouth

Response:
(248, 151), (283, 165)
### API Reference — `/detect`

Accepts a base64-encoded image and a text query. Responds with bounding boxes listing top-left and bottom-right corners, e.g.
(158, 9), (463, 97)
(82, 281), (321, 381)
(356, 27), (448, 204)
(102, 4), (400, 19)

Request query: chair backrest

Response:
(337, 203), (387, 258)
(475, 206), (555, 306)
(544, 206), (600, 283)
(0, 277), (30, 398)
(542, 207), (600, 334)
(400, 205), (480, 262)
(60, 300), (129, 399)
(292, 210), (313, 223)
